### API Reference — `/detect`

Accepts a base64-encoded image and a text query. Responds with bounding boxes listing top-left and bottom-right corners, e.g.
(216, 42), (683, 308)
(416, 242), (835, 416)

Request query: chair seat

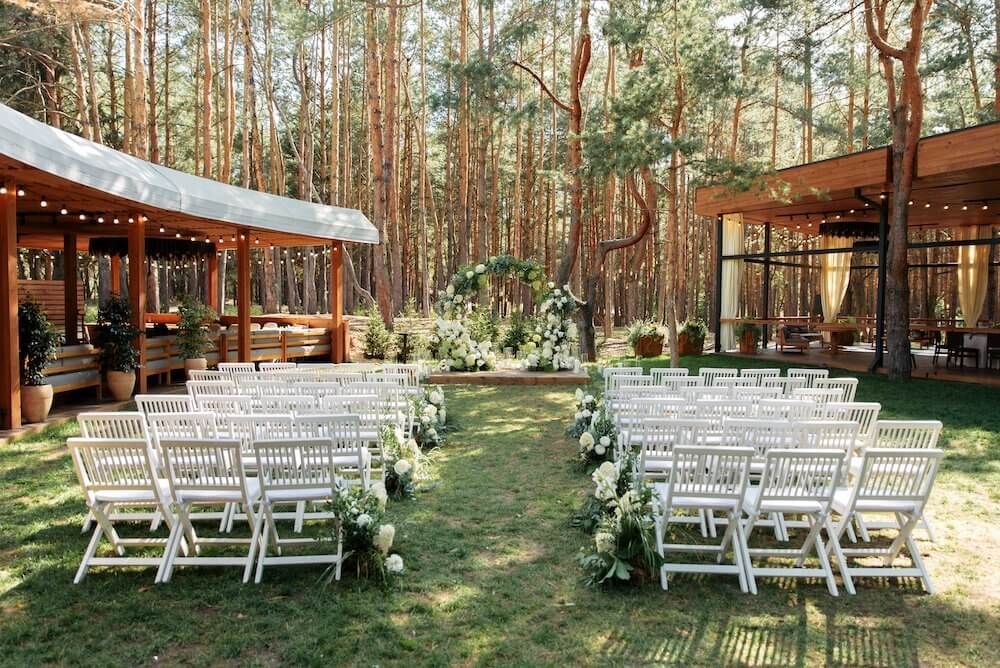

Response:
(653, 483), (740, 511)
(743, 485), (825, 515)
(263, 487), (335, 503)
(175, 478), (260, 504)
(93, 479), (171, 504)
(831, 488), (921, 515)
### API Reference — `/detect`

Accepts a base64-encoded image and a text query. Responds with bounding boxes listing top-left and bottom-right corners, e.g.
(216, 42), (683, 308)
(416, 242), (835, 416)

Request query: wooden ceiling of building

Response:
(695, 122), (1000, 231)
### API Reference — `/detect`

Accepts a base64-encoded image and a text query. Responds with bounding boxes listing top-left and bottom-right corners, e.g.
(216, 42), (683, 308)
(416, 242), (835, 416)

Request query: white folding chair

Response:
(761, 376), (806, 396)
(187, 380), (237, 402)
(134, 395), (194, 417)
(156, 439), (261, 583)
(758, 398), (816, 421)
(653, 446), (755, 592)
(824, 402), (881, 447)
(78, 411), (150, 442)
(716, 376), (758, 390)
(249, 438), (344, 583)
(815, 377), (859, 403)
(293, 414), (370, 487)
(603, 366), (643, 393)
(829, 449), (943, 593)
(740, 368), (781, 386)
(742, 448), (848, 596)
(650, 368), (689, 385)
(187, 370), (227, 381)
(792, 387), (845, 407)
(698, 367), (739, 387)
(148, 412), (219, 449)
(218, 362), (257, 377)
(637, 417), (713, 481)
(68, 438), (176, 583)
(258, 395), (318, 415)
(194, 394), (254, 416)
(787, 368), (829, 389)
(260, 362), (297, 372)
(736, 386), (784, 410)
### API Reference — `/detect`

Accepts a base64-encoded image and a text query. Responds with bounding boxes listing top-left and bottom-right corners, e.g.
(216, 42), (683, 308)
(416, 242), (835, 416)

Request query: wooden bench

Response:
(43, 344), (102, 399)
(776, 326), (821, 353)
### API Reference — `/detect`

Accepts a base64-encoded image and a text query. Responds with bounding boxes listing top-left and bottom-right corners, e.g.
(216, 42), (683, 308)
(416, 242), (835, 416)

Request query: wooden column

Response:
(237, 229), (251, 362)
(206, 251), (219, 313)
(110, 255), (122, 295)
(127, 214), (147, 393)
(0, 181), (20, 429)
(330, 241), (344, 362)
(713, 216), (724, 353)
(761, 223), (772, 350)
(63, 233), (79, 345)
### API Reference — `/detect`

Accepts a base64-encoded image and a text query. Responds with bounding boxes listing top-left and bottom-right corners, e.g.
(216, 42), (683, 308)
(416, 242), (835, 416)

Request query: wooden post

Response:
(330, 241), (344, 362)
(713, 216), (724, 353)
(237, 229), (251, 362)
(0, 181), (20, 429)
(110, 255), (122, 295)
(869, 198), (889, 372)
(127, 214), (147, 393)
(206, 251), (219, 313)
(761, 223), (772, 350)
(63, 233), (79, 345)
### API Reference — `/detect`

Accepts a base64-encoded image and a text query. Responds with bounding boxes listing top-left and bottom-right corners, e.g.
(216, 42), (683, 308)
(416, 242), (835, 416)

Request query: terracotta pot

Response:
(738, 331), (758, 355)
(21, 384), (54, 424)
(184, 358), (208, 379)
(677, 332), (704, 356)
(107, 370), (136, 401)
(634, 334), (664, 358)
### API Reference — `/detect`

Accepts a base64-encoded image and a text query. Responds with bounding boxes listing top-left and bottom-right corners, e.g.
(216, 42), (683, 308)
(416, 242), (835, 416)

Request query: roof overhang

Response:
(0, 103), (379, 247)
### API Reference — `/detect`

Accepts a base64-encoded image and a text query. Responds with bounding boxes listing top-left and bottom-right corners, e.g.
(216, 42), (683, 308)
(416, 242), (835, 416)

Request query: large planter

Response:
(184, 358), (208, 379)
(634, 334), (664, 358)
(738, 331), (758, 355)
(677, 332), (704, 356)
(21, 384), (54, 424)
(107, 370), (136, 401)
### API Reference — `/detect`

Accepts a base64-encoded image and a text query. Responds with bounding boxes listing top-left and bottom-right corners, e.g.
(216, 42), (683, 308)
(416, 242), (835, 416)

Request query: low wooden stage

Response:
(427, 369), (590, 386)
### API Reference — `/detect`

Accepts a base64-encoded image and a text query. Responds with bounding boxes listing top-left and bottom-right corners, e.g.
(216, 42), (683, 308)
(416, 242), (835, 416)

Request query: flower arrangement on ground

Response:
(429, 318), (496, 372)
(575, 455), (663, 586)
(522, 284), (579, 372)
(380, 426), (423, 500)
(411, 387), (447, 449)
(577, 408), (617, 466)
(567, 388), (599, 439)
(327, 481), (403, 582)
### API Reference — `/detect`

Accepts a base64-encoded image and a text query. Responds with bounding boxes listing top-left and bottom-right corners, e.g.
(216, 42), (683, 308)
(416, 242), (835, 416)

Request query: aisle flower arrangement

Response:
(327, 481), (404, 582)
(429, 318), (496, 372)
(577, 409), (616, 466)
(522, 284), (579, 372)
(567, 388), (599, 438)
(411, 387), (448, 449)
(380, 426), (423, 500)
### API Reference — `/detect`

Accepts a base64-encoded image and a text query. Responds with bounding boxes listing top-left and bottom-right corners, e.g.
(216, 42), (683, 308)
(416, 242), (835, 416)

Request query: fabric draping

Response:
(720, 214), (744, 351)
(957, 225), (989, 327)
(820, 235), (853, 322)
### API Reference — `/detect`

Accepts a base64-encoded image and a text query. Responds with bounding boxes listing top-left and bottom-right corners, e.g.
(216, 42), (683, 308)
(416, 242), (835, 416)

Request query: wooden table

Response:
(814, 323), (860, 354)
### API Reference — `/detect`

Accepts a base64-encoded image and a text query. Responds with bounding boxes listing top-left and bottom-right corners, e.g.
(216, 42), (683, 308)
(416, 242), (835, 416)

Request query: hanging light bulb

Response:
(908, 200), (914, 206)
(254, 237), (260, 245)
(943, 205), (950, 210)
(175, 232), (182, 239)
(113, 217), (120, 225)
(128, 217), (134, 224)
(961, 205), (968, 211)
(0, 186), (7, 195)
(16, 188), (25, 197)
(40, 199), (47, 208)
(191, 235), (196, 242)
(97, 216), (104, 223)
(159, 225), (166, 233)
(60, 207), (68, 215)
(924, 203), (930, 208)
(231, 234), (236, 242)
(219, 237), (224, 244)
(79, 213), (87, 221)
(982, 204), (989, 210)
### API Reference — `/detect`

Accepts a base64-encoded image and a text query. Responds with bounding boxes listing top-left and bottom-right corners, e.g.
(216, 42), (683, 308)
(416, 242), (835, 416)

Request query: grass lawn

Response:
(1, 355), (999, 665)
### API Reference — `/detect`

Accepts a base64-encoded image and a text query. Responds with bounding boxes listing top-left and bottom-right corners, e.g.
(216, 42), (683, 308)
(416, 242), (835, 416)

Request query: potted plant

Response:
(625, 319), (664, 358)
(96, 294), (141, 400)
(734, 321), (762, 354)
(677, 320), (707, 356)
(176, 296), (216, 376)
(18, 297), (63, 423)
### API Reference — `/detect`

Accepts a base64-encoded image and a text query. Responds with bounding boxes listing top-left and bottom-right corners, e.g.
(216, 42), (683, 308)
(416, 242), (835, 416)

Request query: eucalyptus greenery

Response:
(17, 297), (63, 386)
(175, 296), (216, 360)
(96, 295), (140, 373)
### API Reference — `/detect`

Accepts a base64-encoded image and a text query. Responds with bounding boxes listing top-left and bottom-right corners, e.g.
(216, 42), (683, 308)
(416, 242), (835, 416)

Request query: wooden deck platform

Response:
(722, 345), (1000, 387)
(427, 369), (590, 386)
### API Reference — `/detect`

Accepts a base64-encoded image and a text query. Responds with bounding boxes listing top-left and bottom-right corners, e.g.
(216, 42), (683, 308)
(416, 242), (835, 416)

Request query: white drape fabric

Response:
(720, 214), (744, 351)
(820, 235), (853, 322)
(957, 225), (989, 327)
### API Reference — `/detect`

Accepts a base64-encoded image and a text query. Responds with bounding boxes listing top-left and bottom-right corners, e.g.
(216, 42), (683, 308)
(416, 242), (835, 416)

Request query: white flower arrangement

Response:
(522, 285), (579, 372)
(411, 388), (448, 449)
(328, 482), (403, 583)
(429, 318), (495, 372)
(385, 554), (405, 574)
(381, 427), (423, 500)
(374, 523), (396, 555)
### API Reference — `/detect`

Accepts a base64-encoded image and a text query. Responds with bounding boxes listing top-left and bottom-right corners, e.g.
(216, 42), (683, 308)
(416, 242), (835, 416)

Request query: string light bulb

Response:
(60, 207), (68, 215)
(983, 204), (990, 210)
(159, 225), (166, 233)
(97, 216), (104, 223)
(175, 232), (182, 238)
(79, 213), (86, 220)
(16, 188), (25, 197)
(0, 186), (7, 195)
(113, 217), (120, 224)
(40, 199), (47, 208)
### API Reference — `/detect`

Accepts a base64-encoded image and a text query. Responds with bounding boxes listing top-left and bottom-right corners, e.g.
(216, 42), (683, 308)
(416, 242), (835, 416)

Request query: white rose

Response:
(595, 531), (615, 554)
(579, 432), (595, 448)
(599, 436), (611, 447)
(375, 524), (395, 554)
(429, 390), (444, 405)
(356, 512), (372, 528)
(575, 388), (584, 401)
(454, 294), (463, 303)
(371, 482), (388, 510)
(465, 354), (477, 368)
(437, 409), (446, 424)
(594, 444), (606, 456)
(385, 553), (405, 574)
(423, 404), (437, 417)
(426, 428), (438, 438)
(394, 459), (412, 476)
(466, 271), (475, 279)
(446, 285), (455, 296)
(547, 281), (555, 289)
(475, 263), (486, 273)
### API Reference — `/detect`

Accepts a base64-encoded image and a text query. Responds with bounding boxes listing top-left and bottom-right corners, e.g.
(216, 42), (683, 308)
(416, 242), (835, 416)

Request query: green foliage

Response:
(679, 319), (708, 347)
(499, 311), (533, 355)
(625, 318), (663, 353)
(325, 482), (399, 584)
(734, 321), (762, 340)
(18, 297), (63, 386)
(362, 304), (393, 360)
(96, 295), (140, 373)
(467, 305), (500, 344)
(397, 297), (420, 319)
(175, 296), (216, 360)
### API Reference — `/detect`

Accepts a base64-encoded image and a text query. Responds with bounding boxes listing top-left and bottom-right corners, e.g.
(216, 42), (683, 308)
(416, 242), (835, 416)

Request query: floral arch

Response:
(430, 254), (579, 372)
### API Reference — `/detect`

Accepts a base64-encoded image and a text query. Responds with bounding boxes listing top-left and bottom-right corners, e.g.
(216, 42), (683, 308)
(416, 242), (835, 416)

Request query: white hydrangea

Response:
(371, 482), (388, 511)
(579, 432), (595, 450)
(394, 459), (412, 476)
(385, 553), (404, 574)
(356, 513), (372, 528)
(375, 524), (395, 554)
(595, 531), (616, 554)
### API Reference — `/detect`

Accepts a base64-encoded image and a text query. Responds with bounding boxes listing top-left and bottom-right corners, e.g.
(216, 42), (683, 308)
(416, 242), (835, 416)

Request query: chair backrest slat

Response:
(78, 412), (149, 442)
(134, 394), (194, 417)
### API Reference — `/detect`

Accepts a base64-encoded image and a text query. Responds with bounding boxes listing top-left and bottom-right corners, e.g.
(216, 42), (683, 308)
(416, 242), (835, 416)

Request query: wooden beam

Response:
(206, 251), (219, 313)
(63, 232), (78, 345)
(127, 214), (147, 393)
(237, 228), (251, 362)
(110, 255), (121, 294)
(330, 241), (344, 362)
(1, 181), (20, 429)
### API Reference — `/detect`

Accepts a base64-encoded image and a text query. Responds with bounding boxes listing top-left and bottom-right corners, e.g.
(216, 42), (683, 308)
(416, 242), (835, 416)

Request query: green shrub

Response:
(363, 304), (393, 360)
(175, 296), (216, 359)
(679, 319), (708, 348)
(96, 295), (140, 372)
(468, 305), (500, 344)
(18, 297), (63, 386)
(625, 318), (662, 354)
(499, 312), (532, 355)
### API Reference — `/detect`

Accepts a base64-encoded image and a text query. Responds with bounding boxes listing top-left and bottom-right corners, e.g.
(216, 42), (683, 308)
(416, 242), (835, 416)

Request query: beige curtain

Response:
(957, 225), (989, 326)
(820, 235), (852, 322)
(720, 214), (744, 350)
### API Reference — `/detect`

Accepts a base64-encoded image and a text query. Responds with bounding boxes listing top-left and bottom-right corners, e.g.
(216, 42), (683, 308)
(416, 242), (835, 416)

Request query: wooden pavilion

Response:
(695, 122), (1000, 374)
(0, 103), (378, 429)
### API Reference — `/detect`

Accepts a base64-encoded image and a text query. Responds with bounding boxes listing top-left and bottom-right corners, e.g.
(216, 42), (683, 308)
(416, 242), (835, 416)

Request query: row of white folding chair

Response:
(69, 437), (346, 584)
(650, 444), (942, 594)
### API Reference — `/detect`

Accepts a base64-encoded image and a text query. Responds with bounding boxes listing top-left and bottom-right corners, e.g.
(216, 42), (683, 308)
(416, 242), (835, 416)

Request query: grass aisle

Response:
(1, 372), (999, 665)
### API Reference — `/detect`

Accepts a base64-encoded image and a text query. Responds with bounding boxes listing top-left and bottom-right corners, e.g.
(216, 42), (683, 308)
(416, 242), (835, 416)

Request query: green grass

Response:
(1, 356), (999, 665)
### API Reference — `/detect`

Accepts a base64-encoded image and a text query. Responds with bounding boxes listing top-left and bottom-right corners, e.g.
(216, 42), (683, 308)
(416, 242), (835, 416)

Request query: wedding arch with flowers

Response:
(431, 254), (579, 372)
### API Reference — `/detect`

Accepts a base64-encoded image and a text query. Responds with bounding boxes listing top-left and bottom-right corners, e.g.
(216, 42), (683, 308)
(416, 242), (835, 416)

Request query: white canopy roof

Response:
(0, 103), (379, 244)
